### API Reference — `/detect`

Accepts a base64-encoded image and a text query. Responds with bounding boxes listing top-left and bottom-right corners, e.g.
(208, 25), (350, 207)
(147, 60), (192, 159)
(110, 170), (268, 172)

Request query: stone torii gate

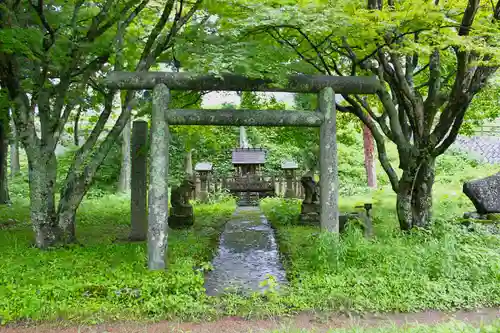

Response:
(103, 72), (380, 270)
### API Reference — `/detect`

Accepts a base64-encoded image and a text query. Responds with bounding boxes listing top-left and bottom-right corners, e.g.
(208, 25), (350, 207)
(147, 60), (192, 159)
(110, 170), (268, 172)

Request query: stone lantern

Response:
(281, 160), (298, 198)
(195, 162), (213, 202)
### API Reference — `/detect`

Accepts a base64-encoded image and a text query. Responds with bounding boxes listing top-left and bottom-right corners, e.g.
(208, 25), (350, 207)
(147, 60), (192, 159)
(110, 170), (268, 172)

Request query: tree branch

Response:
(136, 0), (175, 69)
(30, 0), (56, 51)
(423, 49), (441, 134)
(459, 0), (480, 36)
(268, 29), (326, 74)
(433, 107), (466, 156)
(373, 64), (410, 150)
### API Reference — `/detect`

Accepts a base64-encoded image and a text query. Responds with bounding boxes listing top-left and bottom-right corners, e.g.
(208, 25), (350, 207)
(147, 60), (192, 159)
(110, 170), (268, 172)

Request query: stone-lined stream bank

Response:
(204, 207), (287, 296)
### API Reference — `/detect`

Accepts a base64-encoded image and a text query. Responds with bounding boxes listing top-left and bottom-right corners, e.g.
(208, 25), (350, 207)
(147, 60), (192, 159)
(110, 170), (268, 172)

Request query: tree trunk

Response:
(56, 179), (89, 244)
(0, 117), (9, 204)
(118, 119), (131, 193)
(28, 151), (60, 248)
(9, 116), (20, 177)
(363, 124), (377, 188)
(73, 107), (81, 146)
(396, 156), (435, 230)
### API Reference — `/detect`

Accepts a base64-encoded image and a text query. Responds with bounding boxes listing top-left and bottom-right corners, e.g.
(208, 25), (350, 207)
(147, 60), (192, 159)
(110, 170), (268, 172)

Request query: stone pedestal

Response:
(299, 203), (320, 226)
(169, 206), (194, 229)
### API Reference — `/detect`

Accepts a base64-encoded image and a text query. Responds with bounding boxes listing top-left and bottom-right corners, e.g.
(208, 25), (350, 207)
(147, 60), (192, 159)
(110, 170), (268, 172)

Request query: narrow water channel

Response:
(204, 207), (288, 296)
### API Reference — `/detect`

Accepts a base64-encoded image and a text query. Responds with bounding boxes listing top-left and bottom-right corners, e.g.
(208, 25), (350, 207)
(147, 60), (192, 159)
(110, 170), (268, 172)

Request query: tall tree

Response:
(0, 0), (203, 247)
(194, 0), (500, 230)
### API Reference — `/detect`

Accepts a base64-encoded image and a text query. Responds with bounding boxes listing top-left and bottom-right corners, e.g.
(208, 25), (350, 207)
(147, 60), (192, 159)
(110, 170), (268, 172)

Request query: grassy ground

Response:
(268, 319), (500, 333)
(0, 196), (235, 325)
(0, 147), (499, 326)
(259, 150), (500, 314)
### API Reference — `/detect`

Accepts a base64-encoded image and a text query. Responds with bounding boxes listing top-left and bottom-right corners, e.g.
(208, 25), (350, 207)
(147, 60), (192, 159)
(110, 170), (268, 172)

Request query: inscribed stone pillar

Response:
(285, 170), (295, 198)
(129, 120), (148, 241)
(319, 87), (339, 233)
(148, 84), (170, 270)
(198, 171), (209, 202)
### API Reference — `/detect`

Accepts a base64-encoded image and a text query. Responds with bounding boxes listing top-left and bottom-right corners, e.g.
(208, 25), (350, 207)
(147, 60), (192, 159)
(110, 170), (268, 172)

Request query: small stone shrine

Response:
(169, 178), (196, 229)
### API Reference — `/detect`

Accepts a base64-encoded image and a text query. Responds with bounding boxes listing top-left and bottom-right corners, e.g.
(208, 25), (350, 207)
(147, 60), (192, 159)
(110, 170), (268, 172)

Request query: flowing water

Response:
(204, 207), (288, 296)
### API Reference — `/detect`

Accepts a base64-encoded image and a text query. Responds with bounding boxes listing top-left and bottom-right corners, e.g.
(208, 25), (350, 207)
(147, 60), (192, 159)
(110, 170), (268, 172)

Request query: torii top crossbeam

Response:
(103, 71), (381, 94)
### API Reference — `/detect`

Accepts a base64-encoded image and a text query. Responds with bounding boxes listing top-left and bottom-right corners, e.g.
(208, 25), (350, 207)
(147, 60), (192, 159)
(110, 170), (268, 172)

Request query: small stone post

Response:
(129, 120), (148, 241)
(319, 87), (339, 233)
(194, 162), (212, 203)
(148, 84), (170, 270)
(184, 149), (194, 200)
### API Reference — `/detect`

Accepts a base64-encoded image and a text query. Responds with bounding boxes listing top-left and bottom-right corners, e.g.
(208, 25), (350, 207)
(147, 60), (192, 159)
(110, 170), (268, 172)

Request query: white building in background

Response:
(201, 91), (296, 108)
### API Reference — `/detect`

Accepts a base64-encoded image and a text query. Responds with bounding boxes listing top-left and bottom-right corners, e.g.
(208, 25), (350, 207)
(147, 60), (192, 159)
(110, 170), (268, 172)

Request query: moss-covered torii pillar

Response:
(319, 88), (339, 233)
(148, 84), (170, 270)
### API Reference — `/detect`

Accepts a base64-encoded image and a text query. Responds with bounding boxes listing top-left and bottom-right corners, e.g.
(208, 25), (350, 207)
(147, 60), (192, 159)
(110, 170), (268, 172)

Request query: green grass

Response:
(267, 319), (500, 332)
(259, 149), (500, 314)
(0, 195), (236, 325)
(0, 140), (499, 325)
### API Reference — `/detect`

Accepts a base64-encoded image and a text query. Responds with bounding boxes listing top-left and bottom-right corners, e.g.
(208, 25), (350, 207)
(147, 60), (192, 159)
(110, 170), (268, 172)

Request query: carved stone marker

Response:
(463, 172), (500, 214)
(130, 120), (148, 241)
(169, 178), (196, 229)
(299, 173), (321, 225)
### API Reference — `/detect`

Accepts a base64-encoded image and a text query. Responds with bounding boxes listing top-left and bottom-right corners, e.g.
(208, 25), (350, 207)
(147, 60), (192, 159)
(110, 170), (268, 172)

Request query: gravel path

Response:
(452, 135), (500, 164)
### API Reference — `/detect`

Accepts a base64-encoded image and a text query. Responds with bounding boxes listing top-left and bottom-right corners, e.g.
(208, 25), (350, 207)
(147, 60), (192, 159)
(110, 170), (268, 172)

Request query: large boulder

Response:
(463, 172), (500, 214)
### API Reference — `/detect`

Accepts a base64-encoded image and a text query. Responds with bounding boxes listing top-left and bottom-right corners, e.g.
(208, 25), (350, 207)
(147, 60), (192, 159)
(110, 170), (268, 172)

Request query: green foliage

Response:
(260, 198), (301, 226)
(461, 79), (500, 135)
(0, 196), (235, 324)
(257, 149), (500, 313)
(1, 146), (499, 324)
(260, 193), (500, 312)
